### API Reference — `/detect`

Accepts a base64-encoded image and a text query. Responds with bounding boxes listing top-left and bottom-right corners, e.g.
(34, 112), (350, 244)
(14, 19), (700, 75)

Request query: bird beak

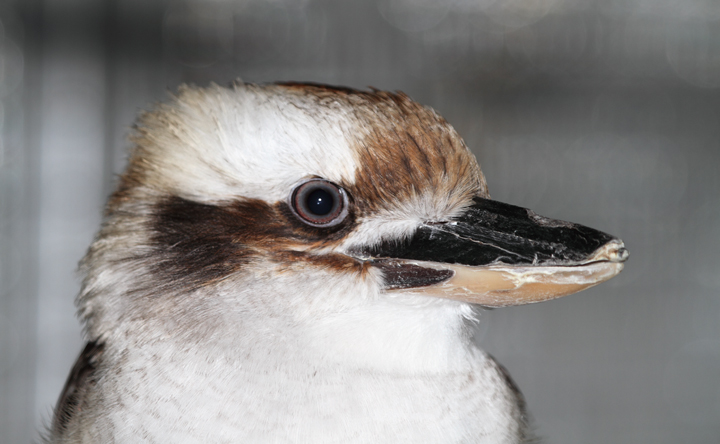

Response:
(359, 197), (628, 307)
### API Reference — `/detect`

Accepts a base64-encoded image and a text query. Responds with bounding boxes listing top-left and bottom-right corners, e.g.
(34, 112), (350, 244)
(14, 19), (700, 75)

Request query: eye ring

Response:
(290, 179), (349, 227)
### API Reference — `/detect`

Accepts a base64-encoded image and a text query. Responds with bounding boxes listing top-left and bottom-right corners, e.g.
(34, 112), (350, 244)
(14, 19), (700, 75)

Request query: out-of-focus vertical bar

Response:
(106, 0), (166, 185)
(33, 0), (108, 434)
(0, 1), (34, 442)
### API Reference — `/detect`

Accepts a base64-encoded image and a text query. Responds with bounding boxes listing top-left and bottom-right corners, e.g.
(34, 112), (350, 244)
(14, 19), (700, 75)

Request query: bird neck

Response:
(114, 289), (478, 377)
(89, 262), (480, 376)
(300, 296), (477, 374)
(206, 271), (481, 374)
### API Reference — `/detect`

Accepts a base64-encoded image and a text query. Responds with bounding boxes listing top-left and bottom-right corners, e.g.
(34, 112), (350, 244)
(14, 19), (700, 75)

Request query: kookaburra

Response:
(48, 81), (627, 443)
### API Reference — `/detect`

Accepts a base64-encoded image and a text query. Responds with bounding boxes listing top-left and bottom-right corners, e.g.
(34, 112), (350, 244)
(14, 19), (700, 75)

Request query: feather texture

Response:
(49, 81), (531, 444)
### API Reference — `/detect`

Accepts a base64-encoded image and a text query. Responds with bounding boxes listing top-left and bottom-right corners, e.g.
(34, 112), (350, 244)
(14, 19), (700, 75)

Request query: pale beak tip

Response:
(615, 246), (629, 263)
(592, 239), (629, 264)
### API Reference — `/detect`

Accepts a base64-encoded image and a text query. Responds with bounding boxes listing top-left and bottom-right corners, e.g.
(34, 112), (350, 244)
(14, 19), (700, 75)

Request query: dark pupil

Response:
(306, 188), (334, 216)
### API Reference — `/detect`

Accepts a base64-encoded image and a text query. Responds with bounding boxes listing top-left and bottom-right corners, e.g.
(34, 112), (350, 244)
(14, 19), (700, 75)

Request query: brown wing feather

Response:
(51, 341), (105, 437)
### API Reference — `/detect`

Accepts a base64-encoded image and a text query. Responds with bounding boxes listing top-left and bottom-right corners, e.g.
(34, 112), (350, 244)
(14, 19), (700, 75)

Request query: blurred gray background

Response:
(1, 0), (719, 442)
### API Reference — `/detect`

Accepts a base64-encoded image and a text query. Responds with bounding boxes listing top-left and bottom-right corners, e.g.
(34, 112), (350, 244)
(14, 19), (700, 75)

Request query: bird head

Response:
(77, 82), (627, 360)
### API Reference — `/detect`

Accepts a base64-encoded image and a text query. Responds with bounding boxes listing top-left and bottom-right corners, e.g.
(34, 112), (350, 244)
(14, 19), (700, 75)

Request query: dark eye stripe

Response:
(291, 179), (348, 227)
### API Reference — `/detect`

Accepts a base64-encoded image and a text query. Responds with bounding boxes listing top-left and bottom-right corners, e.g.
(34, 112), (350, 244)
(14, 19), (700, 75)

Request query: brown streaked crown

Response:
(277, 83), (487, 218)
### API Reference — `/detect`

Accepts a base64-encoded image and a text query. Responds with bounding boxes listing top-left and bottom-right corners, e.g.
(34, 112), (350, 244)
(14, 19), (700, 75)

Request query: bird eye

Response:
(291, 179), (348, 227)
